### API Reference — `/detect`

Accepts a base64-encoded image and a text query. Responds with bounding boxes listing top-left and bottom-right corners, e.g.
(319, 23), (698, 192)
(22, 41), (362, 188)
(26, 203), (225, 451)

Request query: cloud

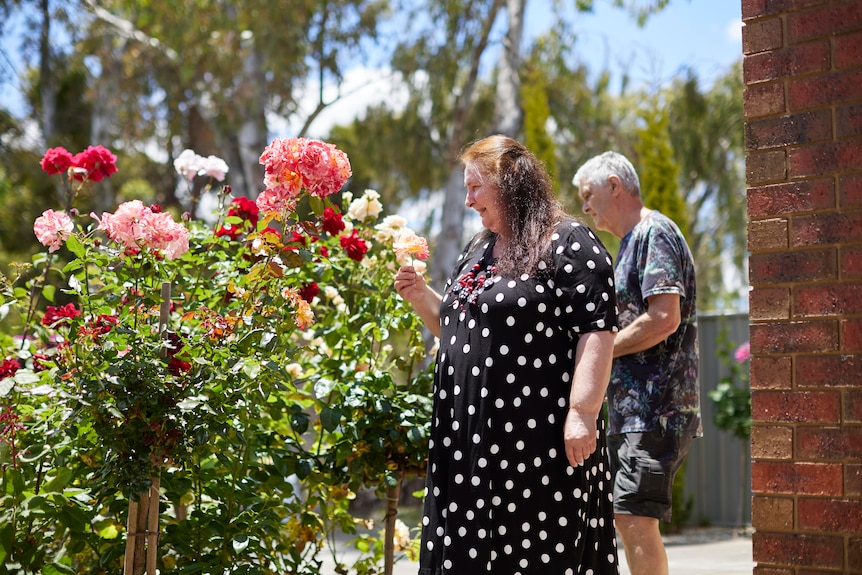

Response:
(270, 66), (409, 139)
(727, 19), (743, 43)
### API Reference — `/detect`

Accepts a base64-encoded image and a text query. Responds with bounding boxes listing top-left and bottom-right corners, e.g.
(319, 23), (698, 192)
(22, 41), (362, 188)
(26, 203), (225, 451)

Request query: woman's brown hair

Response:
(460, 135), (568, 276)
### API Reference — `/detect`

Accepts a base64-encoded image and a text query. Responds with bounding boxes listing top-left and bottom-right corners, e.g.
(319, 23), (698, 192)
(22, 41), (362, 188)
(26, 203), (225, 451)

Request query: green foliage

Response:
(709, 332), (751, 441)
(521, 65), (557, 182)
(1, 159), (432, 573)
(634, 98), (689, 239)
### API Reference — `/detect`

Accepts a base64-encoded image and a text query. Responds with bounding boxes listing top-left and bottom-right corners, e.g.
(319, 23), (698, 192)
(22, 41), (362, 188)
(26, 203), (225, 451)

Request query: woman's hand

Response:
(564, 407), (598, 467)
(394, 265), (442, 337)
(565, 329), (615, 467)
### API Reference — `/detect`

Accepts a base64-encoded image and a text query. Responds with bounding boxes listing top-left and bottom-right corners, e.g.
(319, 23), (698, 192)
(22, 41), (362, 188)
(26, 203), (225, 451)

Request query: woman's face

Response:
(464, 164), (505, 235)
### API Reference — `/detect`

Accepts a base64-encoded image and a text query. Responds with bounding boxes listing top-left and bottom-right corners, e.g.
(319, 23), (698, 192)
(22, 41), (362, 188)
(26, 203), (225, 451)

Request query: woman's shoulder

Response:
(551, 217), (599, 244)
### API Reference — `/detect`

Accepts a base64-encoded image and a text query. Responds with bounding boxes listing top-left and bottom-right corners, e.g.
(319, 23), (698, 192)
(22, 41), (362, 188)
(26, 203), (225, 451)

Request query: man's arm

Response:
(613, 292), (681, 358)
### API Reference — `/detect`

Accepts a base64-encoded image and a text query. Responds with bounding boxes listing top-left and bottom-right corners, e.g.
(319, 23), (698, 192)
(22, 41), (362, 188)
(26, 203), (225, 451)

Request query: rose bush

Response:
(0, 140), (432, 574)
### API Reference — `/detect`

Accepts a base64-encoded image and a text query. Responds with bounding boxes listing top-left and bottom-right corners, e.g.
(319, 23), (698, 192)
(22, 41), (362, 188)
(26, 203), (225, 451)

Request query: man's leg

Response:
(614, 513), (667, 575)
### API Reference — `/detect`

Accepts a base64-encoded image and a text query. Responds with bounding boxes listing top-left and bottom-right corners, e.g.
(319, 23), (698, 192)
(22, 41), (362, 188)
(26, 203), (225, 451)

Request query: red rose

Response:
(320, 207), (345, 235)
(71, 145), (118, 183)
(340, 230), (369, 262)
(40, 147), (74, 175)
(299, 282), (319, 302)
(41, 303), (81, 327)
(0, 358), (21, 379)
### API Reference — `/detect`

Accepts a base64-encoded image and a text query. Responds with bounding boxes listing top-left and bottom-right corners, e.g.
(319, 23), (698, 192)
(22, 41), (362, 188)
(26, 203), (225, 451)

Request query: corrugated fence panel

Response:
(684, 313), (751, 527)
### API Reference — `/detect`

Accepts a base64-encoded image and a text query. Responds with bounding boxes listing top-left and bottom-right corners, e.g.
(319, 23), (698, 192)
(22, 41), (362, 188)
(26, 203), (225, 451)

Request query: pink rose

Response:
(734, 341), (750, 363)
(33, 209), (74, 253)
(93, 200), (189, 259)
(392, 229), (430, 262)
(200, 155), (229, 181)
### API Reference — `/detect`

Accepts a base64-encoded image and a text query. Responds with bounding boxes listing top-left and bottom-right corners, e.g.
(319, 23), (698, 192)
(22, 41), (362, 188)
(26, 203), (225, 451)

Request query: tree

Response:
(666, 63), (746, 311)
(634, 97), (689, 239)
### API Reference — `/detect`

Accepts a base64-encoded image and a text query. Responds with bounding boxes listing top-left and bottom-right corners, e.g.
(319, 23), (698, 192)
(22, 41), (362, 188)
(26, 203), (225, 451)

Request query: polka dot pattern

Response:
(420, 222), (619, 575)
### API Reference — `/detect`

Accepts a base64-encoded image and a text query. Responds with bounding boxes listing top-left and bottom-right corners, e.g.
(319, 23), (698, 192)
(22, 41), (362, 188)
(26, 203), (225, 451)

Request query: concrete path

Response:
(321, 527), (754, 575)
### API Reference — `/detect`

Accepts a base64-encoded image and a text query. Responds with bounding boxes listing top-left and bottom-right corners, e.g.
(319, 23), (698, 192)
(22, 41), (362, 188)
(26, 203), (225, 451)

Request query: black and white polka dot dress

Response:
(418, 220), (620, 575)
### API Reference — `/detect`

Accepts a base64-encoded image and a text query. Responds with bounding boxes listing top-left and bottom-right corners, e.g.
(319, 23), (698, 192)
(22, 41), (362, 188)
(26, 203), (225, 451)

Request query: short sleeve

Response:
(640, 221), (687, 301)
(549, 220), (618, 335)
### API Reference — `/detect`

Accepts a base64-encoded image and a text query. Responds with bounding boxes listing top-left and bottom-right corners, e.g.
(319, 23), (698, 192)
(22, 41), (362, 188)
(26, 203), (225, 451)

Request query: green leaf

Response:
(0, 377), (14, 397)
(42, 284), (56, 303)
(308, 196), (324, 216)
(320, 407), (342, 432)
(313, 377), (337, 398)
(232, 534), (250, 553)
(98, 523), (121, 539)
(65, 235), (86, 259)
(43, 563), (76, 575)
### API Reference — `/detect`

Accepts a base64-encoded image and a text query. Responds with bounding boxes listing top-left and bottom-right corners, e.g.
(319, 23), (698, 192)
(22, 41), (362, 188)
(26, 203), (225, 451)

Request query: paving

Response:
(321, 526), (754, 575)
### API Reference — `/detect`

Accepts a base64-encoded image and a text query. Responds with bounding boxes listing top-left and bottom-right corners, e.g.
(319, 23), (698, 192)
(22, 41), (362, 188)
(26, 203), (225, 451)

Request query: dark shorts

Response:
(608, 429), (693, 522)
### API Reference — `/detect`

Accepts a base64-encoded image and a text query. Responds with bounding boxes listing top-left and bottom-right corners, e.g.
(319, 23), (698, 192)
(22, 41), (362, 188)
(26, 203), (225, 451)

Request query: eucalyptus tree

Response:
(666, 63), (746, 311)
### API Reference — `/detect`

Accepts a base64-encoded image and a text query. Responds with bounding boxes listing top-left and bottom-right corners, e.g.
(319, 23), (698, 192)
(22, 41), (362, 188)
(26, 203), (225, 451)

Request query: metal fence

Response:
(683, 312), (751, 527)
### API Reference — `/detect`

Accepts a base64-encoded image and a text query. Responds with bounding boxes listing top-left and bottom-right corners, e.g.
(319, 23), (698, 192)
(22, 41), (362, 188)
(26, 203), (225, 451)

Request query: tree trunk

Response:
(429, 0), (504, 291)
(38, 0), (56, 145)
(90, 35), (121, 214)
(494, 0), (526, 137)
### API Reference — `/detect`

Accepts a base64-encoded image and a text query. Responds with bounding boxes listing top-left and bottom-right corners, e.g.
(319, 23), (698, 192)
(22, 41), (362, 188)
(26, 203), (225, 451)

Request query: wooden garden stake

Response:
(383, 476), (402, 575)
(123, 281), (171, 575)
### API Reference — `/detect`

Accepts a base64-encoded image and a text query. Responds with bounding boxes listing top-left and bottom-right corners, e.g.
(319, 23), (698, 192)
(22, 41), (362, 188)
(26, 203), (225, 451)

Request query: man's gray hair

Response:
(572, 151), (641, 197)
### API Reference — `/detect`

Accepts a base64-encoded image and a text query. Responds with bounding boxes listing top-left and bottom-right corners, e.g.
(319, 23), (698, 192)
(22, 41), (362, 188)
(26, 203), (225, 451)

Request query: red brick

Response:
(751, 249), (837, 284)
(747, 179), (835, 217)
(849, 537), (862, 574)
(792, 211), (862, 246)
(752, 390), (840, 423)
(797, 426), (862, 459)
(752, 425), (794, 459)
(744, 16), (785, 54)
(789, 68), (862, 111)
(752, 530), (845, 569)
(844, 319), (862, 352)
(749, 219), (789, 252)
(753, 568), (793, 575)
(747, 149), (788, 184)
(788, 1), (862, 43)
(742, 0), (827, 21)
(751, 287), (792, 320)
(752, 495), (795, 530)
(745, 110), (832, 149)
(798, 499), (862, 532)
(837, 31), (862, 68)
(796, 354), (862, 388)
(752, 461), (844, 496)
(789, 140), (862, 178)
(848, 463), (862, 496)
(795, 283), (862, 317)
(744, 41), (830, 84)
(745, 83), (787, 118)
(750, 320), (839, 354)
(840, 173), (862, 207)
(842, 244), (862, 278)
(751, 356), (793, 389)
(846, 390), (862, 422)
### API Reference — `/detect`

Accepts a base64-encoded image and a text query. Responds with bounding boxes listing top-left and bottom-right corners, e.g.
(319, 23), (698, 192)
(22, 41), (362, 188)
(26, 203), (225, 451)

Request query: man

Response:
(572, 152), (701, 575)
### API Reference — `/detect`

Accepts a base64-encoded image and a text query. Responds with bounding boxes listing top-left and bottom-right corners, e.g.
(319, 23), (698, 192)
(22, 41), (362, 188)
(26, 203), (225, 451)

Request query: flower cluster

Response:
(33, 209), (74, 253)
(41, 303), (82, 327)
(257, 137), (351, 214)
(40, 145), (118, 183)
(173, 149), (230, 182)
(92, 200), (190, 260)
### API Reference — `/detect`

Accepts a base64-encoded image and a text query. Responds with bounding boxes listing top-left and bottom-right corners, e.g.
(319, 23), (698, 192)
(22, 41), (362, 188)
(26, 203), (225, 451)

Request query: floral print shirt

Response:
(608, 211), (702, 437)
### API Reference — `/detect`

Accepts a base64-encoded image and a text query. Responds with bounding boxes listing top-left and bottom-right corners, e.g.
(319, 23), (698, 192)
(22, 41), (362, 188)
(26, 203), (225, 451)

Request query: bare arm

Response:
(394, 265), (443, 338)
(564, 329), (616, 467)
(612, 293), (681, 358)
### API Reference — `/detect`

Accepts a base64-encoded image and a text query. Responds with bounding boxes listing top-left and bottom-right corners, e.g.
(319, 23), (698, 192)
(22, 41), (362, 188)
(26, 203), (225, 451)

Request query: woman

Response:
(395, 135), (620, 575)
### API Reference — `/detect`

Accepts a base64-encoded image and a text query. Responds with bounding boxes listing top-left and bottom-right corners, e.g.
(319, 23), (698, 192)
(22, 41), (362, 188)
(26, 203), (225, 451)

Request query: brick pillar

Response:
(742, 0), (862, 573)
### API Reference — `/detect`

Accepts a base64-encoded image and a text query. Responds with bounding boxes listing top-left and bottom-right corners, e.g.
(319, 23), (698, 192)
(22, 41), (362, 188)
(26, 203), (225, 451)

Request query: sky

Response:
(1, 0), (743, 136)
(283, 0), (744, 137)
